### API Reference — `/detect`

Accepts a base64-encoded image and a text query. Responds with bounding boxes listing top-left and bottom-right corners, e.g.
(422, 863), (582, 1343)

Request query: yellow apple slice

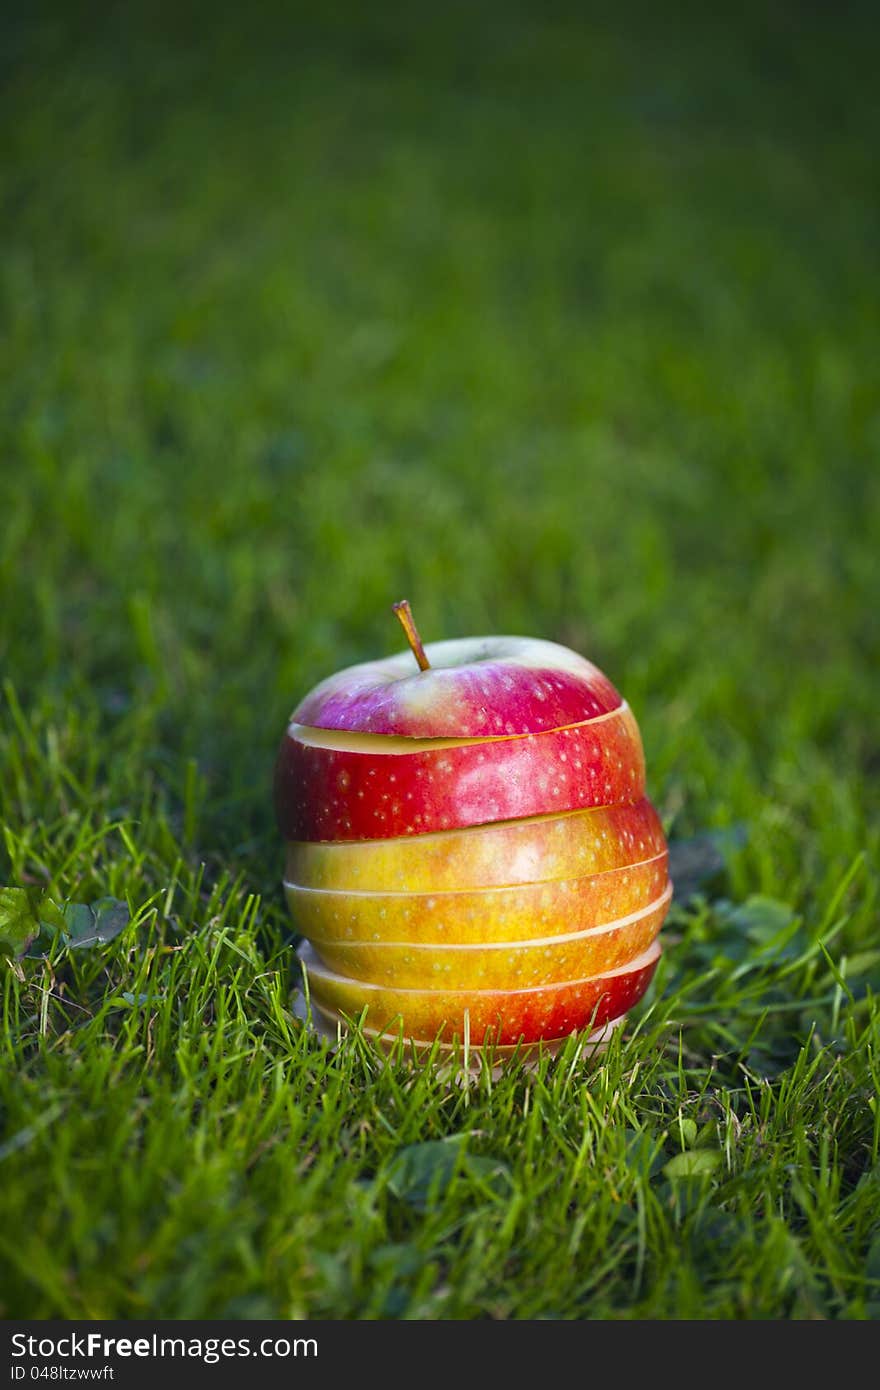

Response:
(307, 884), (670, 988)
(285, 796), (665, 892)
(284, 850), (668, 946)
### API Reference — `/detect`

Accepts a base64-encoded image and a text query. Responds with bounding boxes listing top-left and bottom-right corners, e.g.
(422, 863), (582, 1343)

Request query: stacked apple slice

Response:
(275, 618), (670, 1049)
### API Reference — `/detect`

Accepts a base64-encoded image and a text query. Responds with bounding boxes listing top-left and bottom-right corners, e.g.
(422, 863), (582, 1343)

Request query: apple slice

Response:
(305, 884), (670, 988)
(284, 796), (665, 892)
(292, 634), (623, 738)
(285, 851), (669, 946)
(308, 997), (624, 1059)
(298, 938), (661, 1046)
(275, 704), (645, 842)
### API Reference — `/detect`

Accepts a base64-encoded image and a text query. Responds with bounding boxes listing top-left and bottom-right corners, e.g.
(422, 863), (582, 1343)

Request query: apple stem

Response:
(392, 599), (431, 671)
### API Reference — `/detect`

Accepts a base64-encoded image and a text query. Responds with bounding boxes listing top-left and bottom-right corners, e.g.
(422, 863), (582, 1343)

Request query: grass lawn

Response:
(1, 0), (879, 1319)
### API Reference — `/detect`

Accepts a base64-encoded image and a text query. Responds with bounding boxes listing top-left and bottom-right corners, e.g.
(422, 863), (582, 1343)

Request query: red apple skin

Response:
(284, 797), (666, 892)
(292, 636), (623, 738)
(309, 999), (624, 1055)
(275, 704), (645, 842)
(305, 885), (670, 988)
(311, 1001), (624, 1055)
(299, 940), (660, 1046)
(285, 854), (669, 947)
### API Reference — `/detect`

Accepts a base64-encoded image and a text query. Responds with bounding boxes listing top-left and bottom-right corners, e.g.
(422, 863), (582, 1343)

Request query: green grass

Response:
(2, 0), (879, 1319)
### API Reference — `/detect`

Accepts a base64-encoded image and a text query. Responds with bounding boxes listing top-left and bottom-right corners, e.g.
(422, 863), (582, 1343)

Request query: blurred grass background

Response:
(1, 0), (879, 1319)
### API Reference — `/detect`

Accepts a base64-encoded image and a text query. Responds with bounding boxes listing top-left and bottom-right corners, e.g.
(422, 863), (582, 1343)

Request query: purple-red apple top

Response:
(290, 635), (622, 738)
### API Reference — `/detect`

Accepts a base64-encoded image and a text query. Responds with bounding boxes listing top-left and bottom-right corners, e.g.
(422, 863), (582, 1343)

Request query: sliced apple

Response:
(284, 796), (665, 892)
(298, 939), (661, 1046)
(306, 884), (670, 988)
(274, 704), (645, 842)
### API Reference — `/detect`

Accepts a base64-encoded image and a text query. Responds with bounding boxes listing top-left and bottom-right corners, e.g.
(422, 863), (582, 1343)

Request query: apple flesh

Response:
(275, 704), (645, 842)
(284, 796), (665, 892)
(304, 884), (670, 988)
(291, 635), (623, 738)
(298, 938), (661, 1046)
